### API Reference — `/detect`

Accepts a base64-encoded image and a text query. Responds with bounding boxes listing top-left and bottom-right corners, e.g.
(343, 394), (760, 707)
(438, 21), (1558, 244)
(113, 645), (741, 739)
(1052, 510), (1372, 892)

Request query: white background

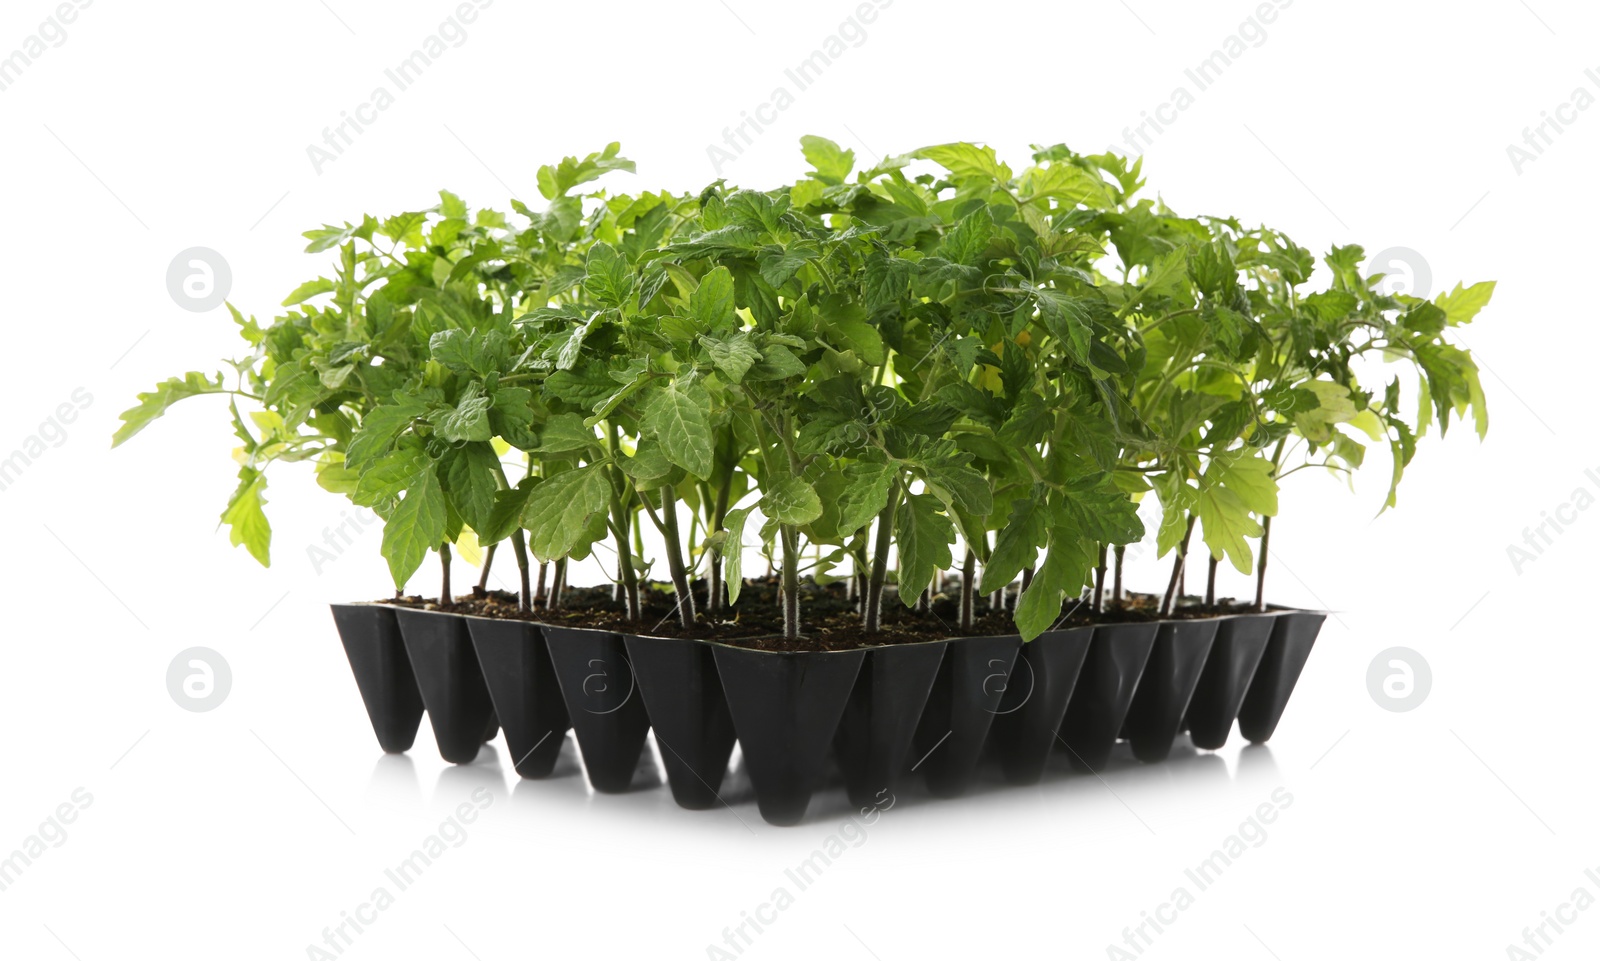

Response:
(0, 0), (1594, 958)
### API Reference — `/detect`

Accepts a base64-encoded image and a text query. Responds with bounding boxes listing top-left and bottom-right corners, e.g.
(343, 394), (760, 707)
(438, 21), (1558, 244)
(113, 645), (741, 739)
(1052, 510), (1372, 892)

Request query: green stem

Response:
(863, 480), (901, 632)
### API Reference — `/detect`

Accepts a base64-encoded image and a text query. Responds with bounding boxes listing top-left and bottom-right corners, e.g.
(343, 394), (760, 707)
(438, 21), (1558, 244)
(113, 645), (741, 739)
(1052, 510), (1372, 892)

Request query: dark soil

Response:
(378, 579), (1268, 652)
(1095, 592), (1264, 623)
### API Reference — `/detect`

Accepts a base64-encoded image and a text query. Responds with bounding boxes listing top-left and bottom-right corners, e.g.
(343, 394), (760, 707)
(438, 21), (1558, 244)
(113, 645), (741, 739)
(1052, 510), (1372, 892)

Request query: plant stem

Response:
(1112, 546), (1125, 606)
(1092, 543), (1107, 614)
(959, 548), (976, 634)
(486, 460), (531, 611)
(511, 535), (531, 612)
(863, 482), (900, 632)
(439, 542), (452, 607)
(475, 543), (496, 596)
(1160, 515), (1196, 617)
(605, 422), (641, 621)
(781, 525), (801, 640)
(661, 485), (696, 628)
(534, 561), (547, 606)
(1255, 436), (1287, 613)
(1206, 553), (1219, 610)
(545, 559), (565, 611)
(1255, 515), (1272, 613)
(705, 468), (733, 614)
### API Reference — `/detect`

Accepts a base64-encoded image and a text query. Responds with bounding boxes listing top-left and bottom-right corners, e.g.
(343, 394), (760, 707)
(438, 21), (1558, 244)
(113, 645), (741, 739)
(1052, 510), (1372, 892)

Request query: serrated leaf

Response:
(442, 442), (499, 534)
(479, 478), (536, 545)
(429, 386), (493, 443)
(522, 466), (612, 563)
(1197, 485), (1263, 576)
(701, 332), (760, 384)
(915, 143), (1012, 183)
(381, 467), (446, 588)
(691, 265), (737, 330)
(800, 135), (855, 185)
(722, 506), (753, 606)
(281, 278), (335, 306)
(835, 462), (896, 537)
(531, 412), (597, 454)
(583, 243), (633, 309)
(762, 475), (823, 525)
(537, 142), (635, 200)
(220, 468), (271, 567)
(981, 496), (1047, 594)
(346, 394), (429, 470)
(111, 372), (225, 447)
(895, 492), (954, 607)
(642, 381), (714, 479)
(1012, 527), (1094, 641)
(1434, 281), (1495, 326)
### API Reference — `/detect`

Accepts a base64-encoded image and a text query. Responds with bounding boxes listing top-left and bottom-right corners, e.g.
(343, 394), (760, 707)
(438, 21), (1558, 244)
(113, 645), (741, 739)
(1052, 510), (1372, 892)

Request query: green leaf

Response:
(556, 311), (606, 371)
(691, 266), (737, 330)
(532, 412), (597, 454)
(722, 506), (753, 606)
(1196, 450), (1277, 574)
(1197, 485), (1263, 576)
(940, 206), (994, 265)
(915, 143), (1012, 183)
(442, 442), (498, 534)
(1020, 162), (1115, 209)
(220, 468), (271, 567)
(429, 385), (493, 443)
(762, 475), (823, 525)
(111, 372), (225, 447)
(895, 492), (955, 607)
(642, 381), (715, 478)
(904, 439), (992, 515)
(537, 142), (635, 200)
(619, 436), (675, 488)
(835, 462), (896, 537)
(1434, 281), (1496, 326)
(759, 245), (817, 288)
(800, 135), (855, 185)
(701, 332), (760, 384)
(281, 278), (335, 306)
(381, 466), (446, 589)
(981, 497), (1047, 594)
(822, 307), (886, 367)
(480, 478), (536, 545)
(1012, 531), (1091, 641)
(522, 466), (612, 563)
(346, 394), (429, 470)
(583, 243), (633, 309)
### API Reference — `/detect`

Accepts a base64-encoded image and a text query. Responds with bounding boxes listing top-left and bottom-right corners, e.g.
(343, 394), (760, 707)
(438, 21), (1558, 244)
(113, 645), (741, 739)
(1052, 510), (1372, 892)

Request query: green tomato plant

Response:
(116, 138), (1494, 644)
